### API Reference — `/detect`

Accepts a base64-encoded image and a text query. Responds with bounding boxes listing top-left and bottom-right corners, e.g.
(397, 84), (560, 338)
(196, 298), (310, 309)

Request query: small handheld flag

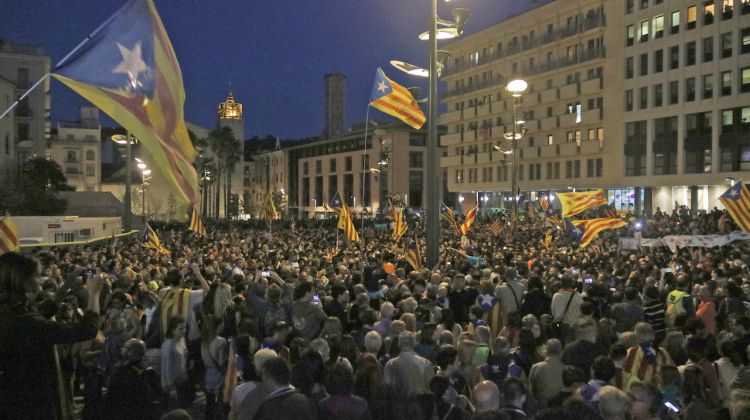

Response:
(0, 216), (20, 254)
(460, 205), (478, 235)
(142, 223), (170, 256)
(392, 205), (408, 241)
(567, 218), (628, 248)
(405, 237), (422, 270)
(189, 208), (207, 235)
(369, 68), (426, 129)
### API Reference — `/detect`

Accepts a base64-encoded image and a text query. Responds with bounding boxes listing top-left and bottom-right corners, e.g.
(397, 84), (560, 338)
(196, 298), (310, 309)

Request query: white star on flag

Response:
(112, 41), (149, 88)
(377, 80), (388, 93)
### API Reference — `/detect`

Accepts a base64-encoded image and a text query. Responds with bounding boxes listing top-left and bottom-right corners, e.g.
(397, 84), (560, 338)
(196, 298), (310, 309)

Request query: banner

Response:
(639, 231), (750, 252)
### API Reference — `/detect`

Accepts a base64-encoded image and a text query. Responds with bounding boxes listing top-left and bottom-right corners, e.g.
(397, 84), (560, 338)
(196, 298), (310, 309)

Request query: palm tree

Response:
(208, 126), (241, 219)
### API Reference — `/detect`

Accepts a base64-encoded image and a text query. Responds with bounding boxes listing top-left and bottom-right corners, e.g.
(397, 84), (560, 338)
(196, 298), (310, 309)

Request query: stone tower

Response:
(323, 73), (345, 138)
(217, 91), (244, 141)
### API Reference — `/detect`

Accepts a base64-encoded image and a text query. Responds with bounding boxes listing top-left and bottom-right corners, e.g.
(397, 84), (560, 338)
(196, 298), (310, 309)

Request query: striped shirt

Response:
(642, 300), (666, 338)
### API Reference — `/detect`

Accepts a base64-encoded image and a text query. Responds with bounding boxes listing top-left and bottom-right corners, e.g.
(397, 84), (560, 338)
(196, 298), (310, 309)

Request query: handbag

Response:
(551, 292), (575, 341)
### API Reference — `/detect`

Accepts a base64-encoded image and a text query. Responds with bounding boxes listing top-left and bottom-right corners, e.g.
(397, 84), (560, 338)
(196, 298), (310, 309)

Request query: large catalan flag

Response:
(567, 217), (628, 248)
(369, 68), (426, 129)
(142, 223), (169, 256)
(392, 205), (408, 241)
(405, 237), (422, 270)
(460, 204), (478, 235)
(556, 189), (608, 218)
(720, 181), (750, 232)
(189, 207), (207, 235)
(53, 0), (198, 212)
(0, 216), (19, 254)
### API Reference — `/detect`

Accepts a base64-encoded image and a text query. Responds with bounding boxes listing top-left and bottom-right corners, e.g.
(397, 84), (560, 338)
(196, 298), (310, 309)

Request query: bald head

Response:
(473, 380), (500, 412)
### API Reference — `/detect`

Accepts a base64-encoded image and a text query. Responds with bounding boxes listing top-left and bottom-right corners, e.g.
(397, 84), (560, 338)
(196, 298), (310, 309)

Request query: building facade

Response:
(286, 123), (430, 219)
(619, 0), (750, 212)
(0, 77), (15, 181)
(48, 107), (102, 191)
(440, 0), (750, 215)
(0, 41), (51, 169)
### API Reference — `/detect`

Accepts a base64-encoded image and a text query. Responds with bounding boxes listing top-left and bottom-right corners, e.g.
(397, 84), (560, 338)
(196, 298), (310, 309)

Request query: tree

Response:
(0, 157), (73, 215)
(207, 126), (241, 219)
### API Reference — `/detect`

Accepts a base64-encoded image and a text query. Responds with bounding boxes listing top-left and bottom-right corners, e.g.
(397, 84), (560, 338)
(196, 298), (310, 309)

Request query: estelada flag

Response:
(460, 205), (478, 235)
(53, 0), (198, 213)
(556, 189), (608, 218)
(567, 217), (628, 248)
(720, 181), (750, 232)
(370, 68), (426, 129)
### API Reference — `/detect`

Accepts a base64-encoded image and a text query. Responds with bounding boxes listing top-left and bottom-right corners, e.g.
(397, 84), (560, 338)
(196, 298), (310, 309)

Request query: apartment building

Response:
(440, 0), (750, 214)
(620, 0), (750, 212)
(48, 107), (102, 191)
(0, 40), (51, 168)
(0, 77), (14, 181)
(279, 123), (430, 219)
(440, 0), (615, 212)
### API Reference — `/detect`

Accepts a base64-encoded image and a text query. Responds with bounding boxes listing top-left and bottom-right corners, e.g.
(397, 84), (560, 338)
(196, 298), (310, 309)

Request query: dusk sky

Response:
(1, 0), (545, 140)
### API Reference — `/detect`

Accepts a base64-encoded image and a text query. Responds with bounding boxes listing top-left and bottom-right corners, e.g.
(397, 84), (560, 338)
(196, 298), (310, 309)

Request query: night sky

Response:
(1, 0), (545, 139)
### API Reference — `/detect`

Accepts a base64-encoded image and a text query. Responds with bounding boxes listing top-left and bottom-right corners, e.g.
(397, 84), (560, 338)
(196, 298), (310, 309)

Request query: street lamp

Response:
(424, 2), (471, 267)
(506, 78), (527, 234)
(140, 167), (151, 224)
(111, 133), (137, 231)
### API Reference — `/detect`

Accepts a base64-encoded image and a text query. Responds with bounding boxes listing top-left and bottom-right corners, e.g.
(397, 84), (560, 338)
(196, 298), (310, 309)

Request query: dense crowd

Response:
(2, 207), (750, 420)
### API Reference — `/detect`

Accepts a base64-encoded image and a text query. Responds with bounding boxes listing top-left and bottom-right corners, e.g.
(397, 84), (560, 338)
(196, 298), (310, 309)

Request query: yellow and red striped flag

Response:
(263, 191), (278, 226)
(338, 202), (360, 242)
(141, 223), (170, 256)
(53, 0), (198, 214)
(460, 205), (478, 235)
(369, 68), (426, 129)
(441, 201), (460, 233)
(568, 217), (628, 248)
(489, 219), (502, 235)
(189, 207), (207, 235)
(392, 205), (408, 241)
(720, 181), (750, 232)
(405, 237), (422, 270)
(556, 189), (608, 218)
(0, 216), (19, 254)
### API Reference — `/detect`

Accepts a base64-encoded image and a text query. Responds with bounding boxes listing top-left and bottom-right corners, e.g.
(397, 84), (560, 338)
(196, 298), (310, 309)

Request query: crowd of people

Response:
(2, 206), (750, 420)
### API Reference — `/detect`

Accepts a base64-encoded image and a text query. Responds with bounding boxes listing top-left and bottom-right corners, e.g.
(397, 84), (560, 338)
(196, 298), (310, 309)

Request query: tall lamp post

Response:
(136, 158), (151, 224)
(111, 133), (136, 232)
(506, 79), (527, 234)
(425, 4), (471, 267)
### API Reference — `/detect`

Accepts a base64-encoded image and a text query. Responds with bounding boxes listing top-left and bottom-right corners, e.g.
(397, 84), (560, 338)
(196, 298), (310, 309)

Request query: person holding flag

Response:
(391, 202), (408, 241)
(188, 208), (207, 236)
(330, 192), (360, 242)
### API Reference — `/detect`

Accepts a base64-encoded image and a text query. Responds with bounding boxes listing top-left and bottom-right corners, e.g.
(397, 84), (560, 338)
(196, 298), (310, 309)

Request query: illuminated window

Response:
(653, 15), (664, 38)
(687, 6), (697, 29)
(704, 1), (715, 24)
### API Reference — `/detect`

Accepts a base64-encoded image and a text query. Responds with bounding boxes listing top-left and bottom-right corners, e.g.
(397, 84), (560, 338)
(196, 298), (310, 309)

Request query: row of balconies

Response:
(443, 11), (606, 76)
(442, 48), (605, 102)
(441, 138), (603, 167)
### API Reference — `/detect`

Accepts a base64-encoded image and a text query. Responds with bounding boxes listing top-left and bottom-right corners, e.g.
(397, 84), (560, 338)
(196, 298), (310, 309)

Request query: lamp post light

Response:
(111, 133), (137, 232)
(506, 78), (527, 234)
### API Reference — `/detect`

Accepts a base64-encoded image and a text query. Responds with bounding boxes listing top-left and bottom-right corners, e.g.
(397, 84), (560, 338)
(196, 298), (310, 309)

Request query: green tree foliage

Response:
(0, 157), (73, 215)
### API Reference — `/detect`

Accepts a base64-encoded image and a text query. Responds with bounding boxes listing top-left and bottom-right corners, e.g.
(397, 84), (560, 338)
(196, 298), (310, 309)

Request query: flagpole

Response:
(361, 106), (371, 236)
(1, 3), (123, 121)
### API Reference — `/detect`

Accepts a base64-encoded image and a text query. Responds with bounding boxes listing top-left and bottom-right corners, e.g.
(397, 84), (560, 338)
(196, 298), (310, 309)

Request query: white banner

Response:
(640, 231), (750, 252)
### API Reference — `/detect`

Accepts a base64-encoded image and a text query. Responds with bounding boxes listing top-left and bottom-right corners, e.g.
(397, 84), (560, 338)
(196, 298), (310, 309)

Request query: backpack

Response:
(263, 303), (287, 336)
